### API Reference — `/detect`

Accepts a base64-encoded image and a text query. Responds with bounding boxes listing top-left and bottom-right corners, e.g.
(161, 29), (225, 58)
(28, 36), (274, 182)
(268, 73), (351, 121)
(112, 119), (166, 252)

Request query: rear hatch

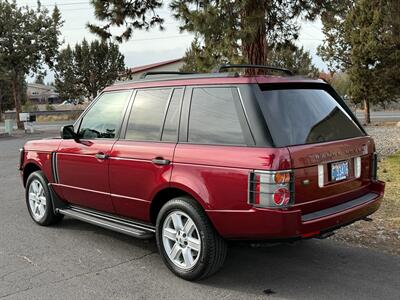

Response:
(256, 83), (374, 214)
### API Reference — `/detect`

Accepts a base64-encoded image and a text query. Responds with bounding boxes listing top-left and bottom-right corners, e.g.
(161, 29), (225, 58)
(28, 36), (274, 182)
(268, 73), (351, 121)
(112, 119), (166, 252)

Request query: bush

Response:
(22, 100), (38, 112)
(46, 103), (55, 111)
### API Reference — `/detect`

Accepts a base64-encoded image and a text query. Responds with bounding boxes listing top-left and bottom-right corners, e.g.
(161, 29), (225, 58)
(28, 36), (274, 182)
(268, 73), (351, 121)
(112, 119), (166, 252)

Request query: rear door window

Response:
(258, 87), (364, 147)
(125, 88), (171, 141)
(188, 87), (247, 145)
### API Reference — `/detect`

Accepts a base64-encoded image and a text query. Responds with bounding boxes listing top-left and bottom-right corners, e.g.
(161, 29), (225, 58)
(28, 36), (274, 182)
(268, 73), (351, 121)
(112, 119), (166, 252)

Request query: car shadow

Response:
(55, 218), (399, 299)
(200, 240), (400, 299)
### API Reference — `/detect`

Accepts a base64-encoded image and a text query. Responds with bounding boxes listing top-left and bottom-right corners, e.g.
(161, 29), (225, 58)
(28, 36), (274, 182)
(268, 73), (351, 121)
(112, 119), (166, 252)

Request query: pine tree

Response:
(170, 0), (331, 74)
(89, 0), (332, 73)
(318, 0), (400, 124)
(88, 0), (164, 42)
(55, 40), (126, 101)
(267, 44), (319, 77)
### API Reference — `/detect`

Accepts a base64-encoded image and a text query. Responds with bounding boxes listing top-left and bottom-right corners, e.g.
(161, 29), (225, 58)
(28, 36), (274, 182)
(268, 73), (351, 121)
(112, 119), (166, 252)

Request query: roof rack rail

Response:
(140, 71), (197, 79)
(217, 64), (293, 76)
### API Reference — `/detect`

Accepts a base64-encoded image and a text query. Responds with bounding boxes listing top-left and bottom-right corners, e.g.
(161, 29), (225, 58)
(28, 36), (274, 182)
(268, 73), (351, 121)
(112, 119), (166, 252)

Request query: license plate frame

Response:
(330, 160), (349, 182)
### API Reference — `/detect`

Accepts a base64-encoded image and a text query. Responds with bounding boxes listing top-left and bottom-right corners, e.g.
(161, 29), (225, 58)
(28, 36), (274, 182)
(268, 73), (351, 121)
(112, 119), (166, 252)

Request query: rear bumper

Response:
(207, 181), (385, 240)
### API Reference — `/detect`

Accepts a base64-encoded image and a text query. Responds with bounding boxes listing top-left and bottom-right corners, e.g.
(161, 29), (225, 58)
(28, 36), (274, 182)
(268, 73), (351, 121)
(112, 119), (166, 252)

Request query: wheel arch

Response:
(149, 185), (209, 225)
(23, 162), (42, 187)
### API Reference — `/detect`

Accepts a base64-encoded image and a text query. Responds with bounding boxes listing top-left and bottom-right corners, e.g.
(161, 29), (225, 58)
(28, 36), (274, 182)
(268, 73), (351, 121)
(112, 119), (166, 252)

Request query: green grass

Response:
(377, 151), (400, 226)
(332, 151), (400, 255)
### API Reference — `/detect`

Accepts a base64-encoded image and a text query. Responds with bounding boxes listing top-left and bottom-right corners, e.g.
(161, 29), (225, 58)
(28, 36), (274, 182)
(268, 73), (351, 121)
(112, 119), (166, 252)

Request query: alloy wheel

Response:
(162, 211), (201, 270)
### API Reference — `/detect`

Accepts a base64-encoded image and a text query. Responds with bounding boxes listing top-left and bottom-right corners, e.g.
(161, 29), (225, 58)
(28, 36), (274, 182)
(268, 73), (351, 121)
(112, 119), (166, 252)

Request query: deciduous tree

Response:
(0, 0), (62, 128)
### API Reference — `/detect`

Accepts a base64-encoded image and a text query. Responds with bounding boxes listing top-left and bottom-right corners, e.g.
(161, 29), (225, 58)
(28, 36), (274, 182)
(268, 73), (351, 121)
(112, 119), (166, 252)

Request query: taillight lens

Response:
(249, 170), (294, 208)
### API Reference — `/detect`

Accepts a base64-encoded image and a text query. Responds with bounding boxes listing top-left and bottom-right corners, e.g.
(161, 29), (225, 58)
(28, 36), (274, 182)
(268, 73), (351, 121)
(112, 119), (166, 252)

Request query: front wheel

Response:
(156, 197), (227, 281)
(25, 171), (63, 226)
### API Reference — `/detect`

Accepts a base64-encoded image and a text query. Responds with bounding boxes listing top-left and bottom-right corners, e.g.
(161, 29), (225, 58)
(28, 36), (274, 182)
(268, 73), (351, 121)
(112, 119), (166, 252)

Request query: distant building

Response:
(27, 83), (60, 104)
(129, 58), (184, 80)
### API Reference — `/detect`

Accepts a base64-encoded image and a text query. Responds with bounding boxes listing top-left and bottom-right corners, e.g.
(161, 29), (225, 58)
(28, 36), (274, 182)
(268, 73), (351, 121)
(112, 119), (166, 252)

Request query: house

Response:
(129, 58), (184, 80)
(27, 83), (60, 104)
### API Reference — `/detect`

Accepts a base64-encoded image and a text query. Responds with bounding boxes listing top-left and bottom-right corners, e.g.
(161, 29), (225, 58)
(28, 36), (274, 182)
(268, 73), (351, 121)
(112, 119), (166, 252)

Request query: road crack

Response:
(0, 251), (157, 299)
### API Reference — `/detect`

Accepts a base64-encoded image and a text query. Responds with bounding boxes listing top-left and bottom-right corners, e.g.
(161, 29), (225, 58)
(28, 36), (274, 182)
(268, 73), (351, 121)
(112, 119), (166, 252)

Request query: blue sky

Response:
(17, 0), (327, 82)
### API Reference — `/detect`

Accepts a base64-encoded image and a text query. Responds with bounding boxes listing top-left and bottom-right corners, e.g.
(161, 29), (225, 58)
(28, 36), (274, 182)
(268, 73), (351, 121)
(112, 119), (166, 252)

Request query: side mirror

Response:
(60, 125), (79, 141)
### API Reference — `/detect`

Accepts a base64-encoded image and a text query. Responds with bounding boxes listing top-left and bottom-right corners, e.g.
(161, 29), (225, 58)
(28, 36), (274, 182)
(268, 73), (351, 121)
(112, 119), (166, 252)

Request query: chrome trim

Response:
(58, 208), (154, 238)
(68, 206), (155, 232)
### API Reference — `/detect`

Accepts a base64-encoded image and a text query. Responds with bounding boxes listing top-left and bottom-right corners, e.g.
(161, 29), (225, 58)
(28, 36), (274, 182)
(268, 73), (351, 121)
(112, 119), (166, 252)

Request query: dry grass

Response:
(332, 151), (400, 255)
(36, 114), (80, 122)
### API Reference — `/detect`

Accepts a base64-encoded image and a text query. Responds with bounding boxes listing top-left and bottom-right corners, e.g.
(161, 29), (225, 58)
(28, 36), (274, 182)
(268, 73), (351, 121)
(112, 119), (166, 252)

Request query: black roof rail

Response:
(217, 64), (293, 76)
(140, 71), (197, 79)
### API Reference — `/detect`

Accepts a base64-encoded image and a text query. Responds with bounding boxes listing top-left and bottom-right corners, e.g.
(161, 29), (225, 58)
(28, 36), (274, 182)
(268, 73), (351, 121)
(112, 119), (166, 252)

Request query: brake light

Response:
(248, 170), (294, 208)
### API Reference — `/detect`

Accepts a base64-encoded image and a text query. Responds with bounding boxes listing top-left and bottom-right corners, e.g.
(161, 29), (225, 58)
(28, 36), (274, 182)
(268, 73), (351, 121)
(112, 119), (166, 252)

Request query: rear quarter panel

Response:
(171, 144), (291, 210)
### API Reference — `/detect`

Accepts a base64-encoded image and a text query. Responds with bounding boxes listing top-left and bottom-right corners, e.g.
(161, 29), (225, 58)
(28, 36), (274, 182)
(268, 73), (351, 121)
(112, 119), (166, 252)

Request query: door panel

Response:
(109, 141), (175, 221)
(57, 139), (115, 212)
(55, 90), (132, 213)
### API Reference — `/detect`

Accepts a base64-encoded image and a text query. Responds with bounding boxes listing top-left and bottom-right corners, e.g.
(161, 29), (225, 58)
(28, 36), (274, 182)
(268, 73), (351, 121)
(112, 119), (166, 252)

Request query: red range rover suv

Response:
(20, 65), (385, 280)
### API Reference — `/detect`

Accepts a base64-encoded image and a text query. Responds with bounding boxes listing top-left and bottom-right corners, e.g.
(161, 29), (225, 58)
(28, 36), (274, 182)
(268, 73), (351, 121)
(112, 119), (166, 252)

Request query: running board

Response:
(57, 206), (155, 239)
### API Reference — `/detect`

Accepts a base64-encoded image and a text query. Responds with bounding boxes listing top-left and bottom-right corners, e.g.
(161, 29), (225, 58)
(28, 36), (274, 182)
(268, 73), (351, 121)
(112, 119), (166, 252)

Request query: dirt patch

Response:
(331, 151), (400, 256)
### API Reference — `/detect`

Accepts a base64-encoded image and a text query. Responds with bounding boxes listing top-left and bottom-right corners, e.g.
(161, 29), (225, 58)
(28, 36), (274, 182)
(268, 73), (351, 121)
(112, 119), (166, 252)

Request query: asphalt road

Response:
(1, 131), (400, 300)
(355, 111), (400, 122)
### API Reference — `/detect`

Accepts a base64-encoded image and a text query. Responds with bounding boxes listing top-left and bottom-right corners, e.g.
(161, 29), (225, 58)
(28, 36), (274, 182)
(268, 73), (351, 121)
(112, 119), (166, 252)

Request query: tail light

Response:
(248, 170), (294, 208)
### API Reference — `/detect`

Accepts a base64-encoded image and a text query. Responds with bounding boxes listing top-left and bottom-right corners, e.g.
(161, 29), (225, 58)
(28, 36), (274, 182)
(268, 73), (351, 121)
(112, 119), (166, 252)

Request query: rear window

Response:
(258, 88), (364, 147)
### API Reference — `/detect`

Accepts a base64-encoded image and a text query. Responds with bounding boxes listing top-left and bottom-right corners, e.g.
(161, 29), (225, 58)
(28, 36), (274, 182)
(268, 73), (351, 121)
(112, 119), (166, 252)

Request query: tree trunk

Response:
(11, 76), (23, 129)
(241, 0), (267, 75)
(363, 98), (371, 124)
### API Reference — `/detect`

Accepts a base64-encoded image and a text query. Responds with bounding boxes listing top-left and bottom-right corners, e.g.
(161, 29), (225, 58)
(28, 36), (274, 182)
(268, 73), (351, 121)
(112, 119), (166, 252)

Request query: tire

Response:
(25, 171), (63, 226)
(156, 196), (227, 281)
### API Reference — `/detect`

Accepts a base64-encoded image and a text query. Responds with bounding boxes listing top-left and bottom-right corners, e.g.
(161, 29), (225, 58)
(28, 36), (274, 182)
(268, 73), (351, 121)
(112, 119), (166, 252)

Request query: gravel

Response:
(365, 126), (400, 158)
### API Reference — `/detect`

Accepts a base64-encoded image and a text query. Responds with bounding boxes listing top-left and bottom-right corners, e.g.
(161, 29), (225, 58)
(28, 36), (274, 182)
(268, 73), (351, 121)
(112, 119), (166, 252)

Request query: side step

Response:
(57, 206), (155, 239)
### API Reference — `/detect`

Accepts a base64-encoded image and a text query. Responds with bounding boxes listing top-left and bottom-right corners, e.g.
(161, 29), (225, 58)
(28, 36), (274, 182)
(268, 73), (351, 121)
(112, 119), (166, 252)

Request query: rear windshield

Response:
(258, 88), (365, 147)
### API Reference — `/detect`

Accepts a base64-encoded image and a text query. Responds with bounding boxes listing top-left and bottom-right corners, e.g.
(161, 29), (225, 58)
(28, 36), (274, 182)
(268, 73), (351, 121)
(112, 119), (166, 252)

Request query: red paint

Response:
(55, 139), (116, 212)
(20, 75), (385, 240)
(108, 141), (175, 221)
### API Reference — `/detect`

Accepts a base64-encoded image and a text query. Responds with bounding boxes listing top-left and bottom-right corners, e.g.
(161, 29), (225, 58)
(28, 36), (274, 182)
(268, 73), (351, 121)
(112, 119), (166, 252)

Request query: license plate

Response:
(331, 160), (349, 181)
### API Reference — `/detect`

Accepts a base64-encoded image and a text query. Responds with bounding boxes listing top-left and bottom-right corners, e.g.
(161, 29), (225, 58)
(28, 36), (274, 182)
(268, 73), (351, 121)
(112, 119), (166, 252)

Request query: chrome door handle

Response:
(95, 152), (109, 160)
(151, 157), (171, 165)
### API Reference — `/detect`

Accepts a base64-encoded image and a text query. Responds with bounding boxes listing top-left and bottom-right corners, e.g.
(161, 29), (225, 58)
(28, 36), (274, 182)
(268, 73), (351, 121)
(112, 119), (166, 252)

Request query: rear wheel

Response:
(156, 197), (227, 281)
(26, 171), (63, 226)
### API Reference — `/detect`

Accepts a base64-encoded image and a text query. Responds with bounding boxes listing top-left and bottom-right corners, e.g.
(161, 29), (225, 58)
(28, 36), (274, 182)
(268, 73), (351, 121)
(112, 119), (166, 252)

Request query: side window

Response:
(125, 88), (171, 141)
(78, 91), (131, 139)
(161, 88), (183, 142)
(188, 87), (246, 145)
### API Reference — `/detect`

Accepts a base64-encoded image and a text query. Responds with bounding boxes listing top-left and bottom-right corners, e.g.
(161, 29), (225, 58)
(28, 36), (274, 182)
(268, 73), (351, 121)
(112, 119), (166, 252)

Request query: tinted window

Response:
(161, 89), (182, 142)
(188, 87), (246, 145)
(126, 89), (171, 141)
(78, 91), (131, 139)
(259, 88), (364, 147)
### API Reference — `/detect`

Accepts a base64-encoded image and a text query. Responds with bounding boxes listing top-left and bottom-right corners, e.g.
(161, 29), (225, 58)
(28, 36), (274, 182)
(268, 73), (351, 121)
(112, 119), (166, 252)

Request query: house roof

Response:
(27, 83), (55, 91)
(130, 58), (183, 74)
